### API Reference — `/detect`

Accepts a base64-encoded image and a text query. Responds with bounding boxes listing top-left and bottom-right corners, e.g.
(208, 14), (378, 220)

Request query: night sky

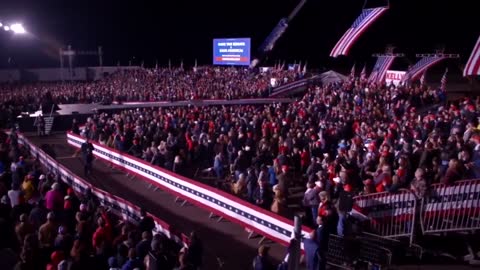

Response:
(0, 0), (478, 73)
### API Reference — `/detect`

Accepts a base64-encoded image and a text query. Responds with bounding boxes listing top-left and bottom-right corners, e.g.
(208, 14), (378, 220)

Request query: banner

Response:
(385, 70), (406, 86)
(213, 38), (251, 66)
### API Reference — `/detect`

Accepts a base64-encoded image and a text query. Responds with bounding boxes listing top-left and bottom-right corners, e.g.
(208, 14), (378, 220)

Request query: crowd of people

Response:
(3, 63), (480, 269)
(76, 73), (480, 233)
(0, 66), (301, 125)
(0, 130), (205, 270)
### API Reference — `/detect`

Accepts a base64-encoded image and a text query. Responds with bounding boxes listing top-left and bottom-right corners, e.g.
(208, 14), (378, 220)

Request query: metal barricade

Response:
(353, 189), (417, 244)
(420, 179), (480, 235)
(326, 234), (392, 269)
(326, 234), (353, 269)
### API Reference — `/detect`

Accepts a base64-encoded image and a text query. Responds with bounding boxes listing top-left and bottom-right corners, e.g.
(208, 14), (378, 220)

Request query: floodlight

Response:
(10, 23), (26, 34)
(4, 26), (10, 31)
(0, 22), (3, 27)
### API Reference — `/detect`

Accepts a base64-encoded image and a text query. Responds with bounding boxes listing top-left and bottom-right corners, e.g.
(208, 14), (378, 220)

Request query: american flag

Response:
(463, 35), (480, 77)
(360, 64), (367, 81)
(401, 56), (445, 84)
(368, 56), (396, 83)
(441, 68), (448, 91)
(330, 7), (388, 57)
(420, 71), (426, 87)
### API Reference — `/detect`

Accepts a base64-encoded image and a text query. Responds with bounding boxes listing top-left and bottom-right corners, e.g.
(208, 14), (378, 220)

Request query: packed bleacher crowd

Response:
(0, 130), (205, 270)
(3, 64), (480, 269)
(76, 74), (480, 234)
(0, 66), (301, 117)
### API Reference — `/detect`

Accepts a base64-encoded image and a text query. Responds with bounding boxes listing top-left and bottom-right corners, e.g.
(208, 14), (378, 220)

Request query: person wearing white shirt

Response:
(8, 183), (22, 207)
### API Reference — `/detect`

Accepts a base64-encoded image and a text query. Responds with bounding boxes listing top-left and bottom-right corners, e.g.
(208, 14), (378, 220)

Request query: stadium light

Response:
(0, 22), (3, 27)
(4, 26), (10, 31)
(10, 23), (26, 34)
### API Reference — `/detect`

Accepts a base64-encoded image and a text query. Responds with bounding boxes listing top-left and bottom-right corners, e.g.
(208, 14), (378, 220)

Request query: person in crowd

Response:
(121, 248), (141, 270)
(253, 179), (273, 210)
(80, 138), (95, 177)
(8, 182), (22, 208)
(410, 168), (428, 198)
(45, 183), (64, 214)
(185, 231), (203, 270)
(38, 212), (57, 250)
(303, 180), (320, 226)
(15, 214), (34, 247)
(213, 152), (224, 181)
(46, 250), (64, 270)
(232, 173), (247, 197)
(29, 200), (48, 231)
(303, 229), (320, 270)
(252, 245), (275, 270)
(92, 207), (113, 256)
(174, 248), (194, 270)
(21, 174), (35, 203)
(54, 226), (74, 255)
(271, 185), (287, 216)
(145, 234), (173, 270)
(139, 208), (155, 233)
(34, 114), (45, 137)
(441, 158), (462, 185)
(135, 231), (152, 261)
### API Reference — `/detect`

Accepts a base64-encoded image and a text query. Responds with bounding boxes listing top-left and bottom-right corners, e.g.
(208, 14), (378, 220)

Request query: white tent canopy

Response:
(318, 70), (348, 84)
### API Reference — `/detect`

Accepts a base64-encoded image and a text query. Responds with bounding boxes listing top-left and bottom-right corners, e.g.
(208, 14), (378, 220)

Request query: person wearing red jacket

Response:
(300, 148), (310, 173)
(92, 208), (113, 256)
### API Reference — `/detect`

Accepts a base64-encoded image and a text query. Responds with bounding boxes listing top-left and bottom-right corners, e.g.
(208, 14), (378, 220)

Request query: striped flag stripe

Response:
(441, 68), (448, 91)
(408, 58), (444, 81)
(402, 57), (445, 83)
(330, 29), (354, 58)
(360, 65), (367, 80)
(420, 71), (426, 86)
(336, 8), (387, 56)
(330, 7), (388, 57)
(376, 56), (396, 82)
(464, 35), (480, 76)
(368, 56), (396, 83)
(368, 57), (386, 82)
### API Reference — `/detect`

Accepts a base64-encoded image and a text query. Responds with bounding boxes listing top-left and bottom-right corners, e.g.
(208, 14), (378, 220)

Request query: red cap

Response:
(363, 179), (373, 185)
(50, 251), (65, 265)
(67, 188), (74, 196)
(344, 184), (352, 192)
(64, 200), (72, 210)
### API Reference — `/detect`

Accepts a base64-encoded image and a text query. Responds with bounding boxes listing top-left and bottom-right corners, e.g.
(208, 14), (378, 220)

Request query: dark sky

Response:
(0, 0), (477, 73)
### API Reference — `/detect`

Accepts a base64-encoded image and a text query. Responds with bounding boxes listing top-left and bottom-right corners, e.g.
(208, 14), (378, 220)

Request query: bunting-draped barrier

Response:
(66, 132), (313, 249)
(353, 189), (417, 244)
(269, 78), (311, 97)
(66, 131), (480, 247)
(420, 180), (480, 234)
(353, 181), (480, 244)
(15, 133), (187, 247)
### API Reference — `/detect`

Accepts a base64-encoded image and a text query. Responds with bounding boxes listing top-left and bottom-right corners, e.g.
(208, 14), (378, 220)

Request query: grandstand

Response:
(1, 1), (480, 269)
